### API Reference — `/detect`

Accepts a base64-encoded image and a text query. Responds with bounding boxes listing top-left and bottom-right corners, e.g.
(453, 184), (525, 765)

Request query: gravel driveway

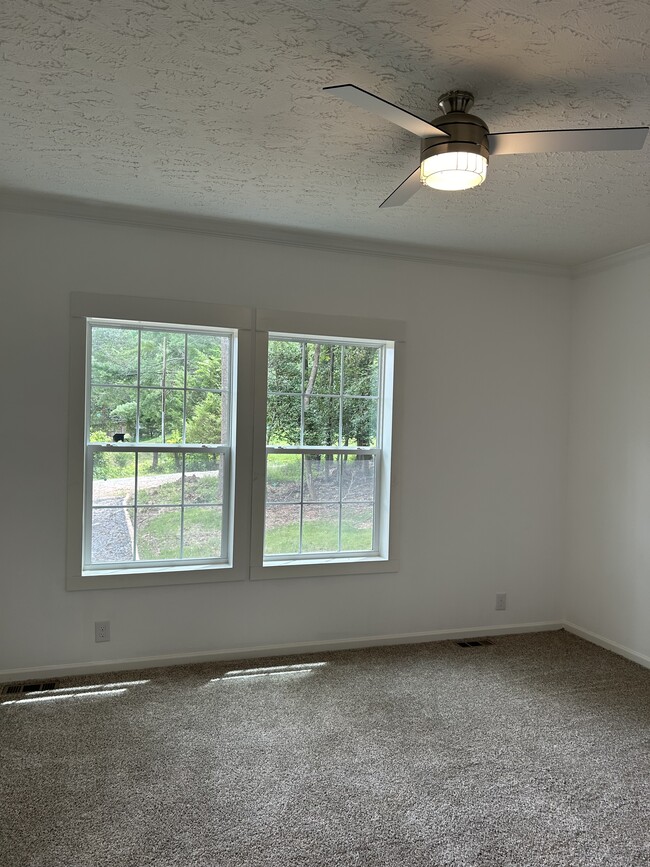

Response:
(91, 506), (133, 563)
(90, 472), (217, 563)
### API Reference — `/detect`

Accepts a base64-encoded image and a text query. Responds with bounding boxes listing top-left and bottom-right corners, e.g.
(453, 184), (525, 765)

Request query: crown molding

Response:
(571, 240), (650, 278)
(0, 188), (569, 278)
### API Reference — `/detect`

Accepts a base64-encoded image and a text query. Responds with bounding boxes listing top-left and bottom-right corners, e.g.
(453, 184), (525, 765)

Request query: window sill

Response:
(81, 561), (231, 578)
(250, 557), (399, 581)
(68, 563), (243, 591)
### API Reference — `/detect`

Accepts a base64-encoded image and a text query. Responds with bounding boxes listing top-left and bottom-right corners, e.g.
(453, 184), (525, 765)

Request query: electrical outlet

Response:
(95, 621), (110, 643)
(495, 594), (507, 611)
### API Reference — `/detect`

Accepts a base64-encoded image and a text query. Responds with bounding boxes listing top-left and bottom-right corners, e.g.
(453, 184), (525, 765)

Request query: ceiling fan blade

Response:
(488, 126), (648, 157)
(379, 167), (422, 208)
(324, 85), (449, 138)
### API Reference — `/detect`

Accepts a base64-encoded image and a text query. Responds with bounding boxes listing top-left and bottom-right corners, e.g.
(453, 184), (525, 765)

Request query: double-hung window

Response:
(85, 320), (234, 571)
(249, 309), (400, 580)
(264, 335), (384, 560)
(67, 294), (253, 590)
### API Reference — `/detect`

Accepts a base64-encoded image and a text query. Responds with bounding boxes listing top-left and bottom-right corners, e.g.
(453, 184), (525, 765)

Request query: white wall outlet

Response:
(94, 621), (110, 642)
(495, 594), (507, 611)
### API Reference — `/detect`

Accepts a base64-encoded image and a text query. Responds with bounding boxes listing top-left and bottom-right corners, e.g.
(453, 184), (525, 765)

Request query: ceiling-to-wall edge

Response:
(9, 188), (648, 279)
(0, 189), (569, 279)
(570, 240), (650, 279)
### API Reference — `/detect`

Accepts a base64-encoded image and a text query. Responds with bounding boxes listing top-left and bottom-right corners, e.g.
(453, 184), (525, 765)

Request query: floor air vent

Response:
(1, 681), (59, 698)
(455, 639), (493, 648)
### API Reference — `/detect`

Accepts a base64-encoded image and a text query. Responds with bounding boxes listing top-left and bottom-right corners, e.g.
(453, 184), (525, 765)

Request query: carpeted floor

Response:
(1, 630), (649, 867)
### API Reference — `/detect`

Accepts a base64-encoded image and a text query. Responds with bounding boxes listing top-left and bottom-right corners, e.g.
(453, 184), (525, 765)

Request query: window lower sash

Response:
(263, 446), (380, 562)
(83, 444), (230, 573)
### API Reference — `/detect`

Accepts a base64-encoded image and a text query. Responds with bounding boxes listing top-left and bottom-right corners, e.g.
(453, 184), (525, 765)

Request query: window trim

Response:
(66, 292), (254, 590)
(249, 308), (403, 581)
(67, 296), (403, 589)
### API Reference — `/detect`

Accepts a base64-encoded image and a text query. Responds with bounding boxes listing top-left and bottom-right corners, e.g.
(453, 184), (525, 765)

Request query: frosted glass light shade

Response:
(420, 151), (488, 191)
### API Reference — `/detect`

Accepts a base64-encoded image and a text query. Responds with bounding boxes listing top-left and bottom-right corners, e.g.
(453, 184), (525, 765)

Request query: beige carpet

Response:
(1, 630), (649, 866)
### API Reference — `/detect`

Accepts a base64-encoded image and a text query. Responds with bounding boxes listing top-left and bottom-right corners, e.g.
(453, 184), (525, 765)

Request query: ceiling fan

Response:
(323, 84), (649, 207)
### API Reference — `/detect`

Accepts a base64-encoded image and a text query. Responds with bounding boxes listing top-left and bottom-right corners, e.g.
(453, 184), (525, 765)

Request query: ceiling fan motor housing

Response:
(421, 111), (490, 165)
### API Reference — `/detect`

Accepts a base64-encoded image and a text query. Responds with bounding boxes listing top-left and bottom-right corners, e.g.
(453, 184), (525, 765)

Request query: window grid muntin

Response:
(268, 391), (376, 399)
(265, 329), (384, 561)
(132, 450), (139, 557)
(339, 344), (344, 452)
(298, 439), (305, 554)
(182, 333), (188, 443)
(84, 317), (233, 573)
(179, 451), (186, 559)
(91, 384), (227, 394)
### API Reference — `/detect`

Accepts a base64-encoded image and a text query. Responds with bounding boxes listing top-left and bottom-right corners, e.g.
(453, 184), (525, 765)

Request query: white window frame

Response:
(66, 293), (253, 590)
(84, 318), (235, 572)
(249, 308), (403, 581)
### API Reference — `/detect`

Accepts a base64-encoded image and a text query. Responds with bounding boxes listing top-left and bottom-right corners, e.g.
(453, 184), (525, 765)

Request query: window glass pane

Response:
(304, 396), (340, 446)
(136, 507), (181, 561)
(183, 453), (223, 504)
(182, 506), (222, 559)
(138, 389), (163, 442)
(305, 342), (341, 395)
(267, 394), (301, 446)
(91, 507), (134, 563)
(92, 452), (135, 506)
(342, 398), (378, 447)
(264, 505), (301, 555)
(341, 504), (374, 552)
(137, 452), (183, 504)
(266, 454), (301, 503)
(303, 454), (340, 502)
(186, 334), (225, 390)
(341, 455), (375, 501)
(186, 390), (225, 445)
(90, 386), (137, 441)
(343, 345), (379, 397)
(164, 389), (184, 443)
(139, 331), (185, 388)
(302, 504), (339, 553)
(268, 340), (302, 394)
(91, 327), (139, 386)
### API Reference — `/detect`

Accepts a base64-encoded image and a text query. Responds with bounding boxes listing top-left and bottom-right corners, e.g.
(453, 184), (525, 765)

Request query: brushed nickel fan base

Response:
(424, 93), (490, 165)
(437, 90), (475, 115)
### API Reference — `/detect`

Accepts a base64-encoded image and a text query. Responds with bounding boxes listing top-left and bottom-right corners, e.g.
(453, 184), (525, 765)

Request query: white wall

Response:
(0, 210), (570, 676)
(566, 250), (650, 663)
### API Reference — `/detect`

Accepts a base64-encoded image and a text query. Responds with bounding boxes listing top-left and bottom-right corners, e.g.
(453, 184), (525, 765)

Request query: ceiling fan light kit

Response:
(420, 150), (488, 190)
(420, 91), (489, 190)
(323, 83), (648, 207)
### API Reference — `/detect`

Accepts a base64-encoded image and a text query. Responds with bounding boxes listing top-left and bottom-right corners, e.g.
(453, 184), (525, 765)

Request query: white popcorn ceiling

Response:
(1, 0), (649, 265)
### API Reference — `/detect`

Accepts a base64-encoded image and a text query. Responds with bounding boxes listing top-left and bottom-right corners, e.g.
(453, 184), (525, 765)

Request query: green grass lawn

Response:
(264, 509), (373, 555)
(137, 474), (221, 506)
(136, 506), (371, 560)
(137, 505), (222, 560)
(133, 465), (372, 561)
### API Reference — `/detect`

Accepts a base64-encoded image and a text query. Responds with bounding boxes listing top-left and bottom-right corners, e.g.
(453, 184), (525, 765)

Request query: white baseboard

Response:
(0, 621), (562, 682)
(563, 621), (650, 671)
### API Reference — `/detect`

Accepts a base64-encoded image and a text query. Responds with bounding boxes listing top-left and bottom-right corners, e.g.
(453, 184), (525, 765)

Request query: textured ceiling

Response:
(1, 0), (649, 265)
